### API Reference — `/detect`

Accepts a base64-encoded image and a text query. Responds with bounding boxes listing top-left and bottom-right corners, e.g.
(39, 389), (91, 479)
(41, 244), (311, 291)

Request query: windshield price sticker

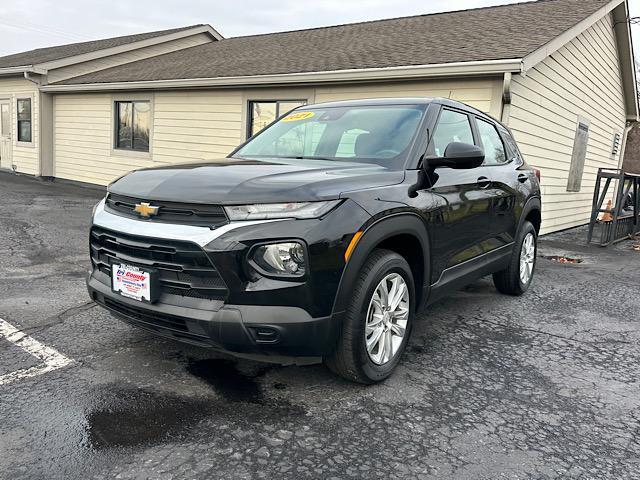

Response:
(282, 111), (315, 122)
(112, 264), (152, 302)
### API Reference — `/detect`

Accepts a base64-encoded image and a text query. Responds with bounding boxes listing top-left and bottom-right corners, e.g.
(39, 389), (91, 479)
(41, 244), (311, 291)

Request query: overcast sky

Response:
(0, 0), (638, 58)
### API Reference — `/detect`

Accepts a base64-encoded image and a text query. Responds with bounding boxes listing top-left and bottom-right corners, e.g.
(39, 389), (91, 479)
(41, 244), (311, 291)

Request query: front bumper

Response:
(88, 275), (337, 360)
(87, 197), (371, 361)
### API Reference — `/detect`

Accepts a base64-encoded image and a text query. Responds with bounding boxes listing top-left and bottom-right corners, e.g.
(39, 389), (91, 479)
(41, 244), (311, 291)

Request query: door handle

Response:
(477, 176), (491, 189)
(517, 174), (528, 184)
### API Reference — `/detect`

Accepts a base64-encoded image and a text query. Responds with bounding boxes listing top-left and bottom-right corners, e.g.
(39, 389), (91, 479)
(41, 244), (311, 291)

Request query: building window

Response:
(17, 98), (32, 143)
(1, 103), (9, 137)
(115, 101), (150, 152)
(567, 117), (590, 192)
(248, 100), (306, 138)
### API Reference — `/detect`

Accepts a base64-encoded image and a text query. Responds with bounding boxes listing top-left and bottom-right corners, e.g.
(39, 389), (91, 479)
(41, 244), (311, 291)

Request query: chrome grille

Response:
(90, 226), (227, 301)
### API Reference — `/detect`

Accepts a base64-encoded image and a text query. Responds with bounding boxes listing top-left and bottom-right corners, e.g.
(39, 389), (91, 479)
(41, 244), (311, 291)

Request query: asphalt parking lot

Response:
(1, 171), (639, 480)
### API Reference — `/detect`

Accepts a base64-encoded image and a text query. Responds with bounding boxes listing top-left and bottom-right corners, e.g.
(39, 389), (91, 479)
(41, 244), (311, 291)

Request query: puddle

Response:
(85, 361), (303, 451)
(86, 388), (212, 450)
(186, 358), (271, 404)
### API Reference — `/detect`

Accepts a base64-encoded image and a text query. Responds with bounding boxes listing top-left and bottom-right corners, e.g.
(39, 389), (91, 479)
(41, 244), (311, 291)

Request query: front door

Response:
(0, 100), (11, 170)
(411, 107), (493, 283)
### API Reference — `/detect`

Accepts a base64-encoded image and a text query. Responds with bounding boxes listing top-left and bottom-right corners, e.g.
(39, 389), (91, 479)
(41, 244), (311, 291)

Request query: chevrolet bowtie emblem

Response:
(133, 202), (159, 218)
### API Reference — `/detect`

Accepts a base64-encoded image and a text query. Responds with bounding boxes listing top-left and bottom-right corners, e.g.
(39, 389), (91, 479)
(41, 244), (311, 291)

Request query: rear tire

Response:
(493, 220), (537, 296)
(326, 249), (415, 384)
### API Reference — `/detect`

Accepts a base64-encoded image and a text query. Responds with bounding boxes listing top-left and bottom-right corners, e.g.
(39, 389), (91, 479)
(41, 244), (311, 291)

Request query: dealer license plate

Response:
(112, 264), (153, 302)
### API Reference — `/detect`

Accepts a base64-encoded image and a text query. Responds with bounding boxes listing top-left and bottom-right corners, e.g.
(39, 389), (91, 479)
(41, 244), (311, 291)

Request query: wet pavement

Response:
(1, 171), (639, 479)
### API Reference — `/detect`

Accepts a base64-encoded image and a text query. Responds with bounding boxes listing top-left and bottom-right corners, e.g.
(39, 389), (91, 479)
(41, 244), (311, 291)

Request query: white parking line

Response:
(0, 318), (73, 386)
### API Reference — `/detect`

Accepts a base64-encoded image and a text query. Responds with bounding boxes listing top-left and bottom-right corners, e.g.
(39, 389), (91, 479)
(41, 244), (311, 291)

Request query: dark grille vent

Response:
(105, 193), (228, 227)
(90, 226), (227, 301)
(104, 297), (190, 332)
(103, 298), (211, 344)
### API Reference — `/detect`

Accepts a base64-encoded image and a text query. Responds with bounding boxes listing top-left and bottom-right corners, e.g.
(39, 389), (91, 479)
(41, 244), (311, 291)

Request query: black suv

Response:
(88, 98), (541, 383)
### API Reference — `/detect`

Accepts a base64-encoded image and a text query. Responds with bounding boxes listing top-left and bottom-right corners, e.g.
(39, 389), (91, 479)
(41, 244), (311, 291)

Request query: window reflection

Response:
(248, 100), (306, 138)
(115, 101), (150, 152)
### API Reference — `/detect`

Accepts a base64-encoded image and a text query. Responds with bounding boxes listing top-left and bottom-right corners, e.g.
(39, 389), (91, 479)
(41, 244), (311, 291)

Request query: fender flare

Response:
(331, 213), (431, 315)
(518, 196), (542, 234)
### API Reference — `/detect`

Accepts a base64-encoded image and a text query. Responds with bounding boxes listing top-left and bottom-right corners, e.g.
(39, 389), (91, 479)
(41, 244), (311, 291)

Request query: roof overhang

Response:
(0, 65), (47, 76)
(612, 0), (639, 121)
(40, 58), (524, 92)
(34, 25), (222, 73)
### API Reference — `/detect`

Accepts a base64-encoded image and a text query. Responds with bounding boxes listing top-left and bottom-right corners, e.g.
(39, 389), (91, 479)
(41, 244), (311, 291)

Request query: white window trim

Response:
(110, 93), (154, 159)
(15, 95), (35, 148)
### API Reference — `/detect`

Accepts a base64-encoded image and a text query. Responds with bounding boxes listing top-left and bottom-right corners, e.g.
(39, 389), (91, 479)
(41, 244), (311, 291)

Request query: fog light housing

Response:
(251, 242), (306, 277)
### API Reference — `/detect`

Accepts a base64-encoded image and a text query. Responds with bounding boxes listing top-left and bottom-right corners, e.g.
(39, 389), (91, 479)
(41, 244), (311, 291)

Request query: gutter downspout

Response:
(500, 72), (512, 124)
(23, 71), (41, 85)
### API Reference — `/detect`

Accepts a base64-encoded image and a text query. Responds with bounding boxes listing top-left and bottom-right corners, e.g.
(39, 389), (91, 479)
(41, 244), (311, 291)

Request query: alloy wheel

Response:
(519, 232), (536, 285)
(365, 273), (410, 365)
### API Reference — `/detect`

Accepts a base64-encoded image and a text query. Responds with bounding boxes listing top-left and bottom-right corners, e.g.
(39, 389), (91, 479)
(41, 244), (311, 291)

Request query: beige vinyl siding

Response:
(54, 90), (245, 185)
(153, 90), (244, 164)
(55, 93), (152, 185)
(507, 14), (626, 234)
(315, 78), (501, 117)
(47, 33), (212, 84)
(0, 76), (39, 175)
(52, 78), (500, 185)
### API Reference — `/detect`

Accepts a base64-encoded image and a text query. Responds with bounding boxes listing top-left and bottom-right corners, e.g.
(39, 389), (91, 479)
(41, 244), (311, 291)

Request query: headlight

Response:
(224, 200), (341, 220)
(92, 198), (105, 218)
(251, 242), (306, 277)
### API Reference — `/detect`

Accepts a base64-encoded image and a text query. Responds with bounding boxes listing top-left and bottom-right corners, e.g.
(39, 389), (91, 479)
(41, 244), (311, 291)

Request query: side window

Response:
(476, 118), (507, 165)
(499, 126), (521, 162)
(431, 109), (474, 157)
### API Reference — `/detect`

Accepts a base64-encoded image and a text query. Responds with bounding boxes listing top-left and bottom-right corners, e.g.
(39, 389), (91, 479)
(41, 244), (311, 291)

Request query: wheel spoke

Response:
(378, 280), (389, 308)
(389, 282), (407, 312)
(371, 294), (384, 313)
(366, 326), (384, 352)
(390, 323), (405, 337)
(394, 306), (409, 320)
(384, 330), (393, 363)
(366, 314), (383, 334)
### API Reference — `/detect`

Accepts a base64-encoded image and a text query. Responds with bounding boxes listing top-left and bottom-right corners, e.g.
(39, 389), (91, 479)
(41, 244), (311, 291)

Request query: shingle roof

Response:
(0, 25), (207, 69)
(57, 0), (611, 85)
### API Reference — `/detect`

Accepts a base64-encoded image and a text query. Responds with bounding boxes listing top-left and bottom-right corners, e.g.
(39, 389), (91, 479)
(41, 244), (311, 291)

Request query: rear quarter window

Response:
(498, 126), (522, 163)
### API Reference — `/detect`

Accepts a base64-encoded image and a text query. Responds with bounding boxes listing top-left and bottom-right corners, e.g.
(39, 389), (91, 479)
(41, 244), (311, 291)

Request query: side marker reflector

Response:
(344, 231), (363, 262)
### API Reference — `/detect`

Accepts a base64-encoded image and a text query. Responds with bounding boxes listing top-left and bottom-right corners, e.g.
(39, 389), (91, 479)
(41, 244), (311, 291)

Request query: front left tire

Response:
(326, 249), (415, 384)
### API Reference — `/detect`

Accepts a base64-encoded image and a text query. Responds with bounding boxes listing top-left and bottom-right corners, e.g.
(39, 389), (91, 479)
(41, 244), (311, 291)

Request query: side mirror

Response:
(425, 142), (485, 170)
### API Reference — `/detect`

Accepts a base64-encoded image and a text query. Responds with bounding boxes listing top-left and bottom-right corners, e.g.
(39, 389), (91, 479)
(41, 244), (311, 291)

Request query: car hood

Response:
(108, 158), (405, 204)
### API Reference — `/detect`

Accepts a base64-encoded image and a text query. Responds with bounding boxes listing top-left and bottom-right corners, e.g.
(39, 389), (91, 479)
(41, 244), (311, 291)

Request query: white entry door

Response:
(0, 100), (11, 170)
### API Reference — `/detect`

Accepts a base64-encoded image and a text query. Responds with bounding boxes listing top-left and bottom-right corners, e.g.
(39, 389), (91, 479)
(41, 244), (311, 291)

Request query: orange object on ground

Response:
(600, 200), (613, 222)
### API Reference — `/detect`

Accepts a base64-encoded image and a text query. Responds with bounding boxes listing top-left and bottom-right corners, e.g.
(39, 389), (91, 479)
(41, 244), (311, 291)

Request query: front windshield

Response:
(234, 105), (426, 170)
